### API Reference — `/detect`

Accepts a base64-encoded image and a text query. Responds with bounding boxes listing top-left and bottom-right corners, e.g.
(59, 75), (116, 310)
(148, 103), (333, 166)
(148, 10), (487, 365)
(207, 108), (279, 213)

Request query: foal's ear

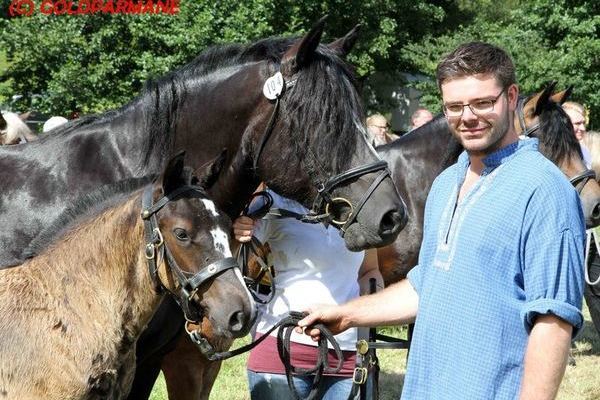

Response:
(160, 151), (187, 195)
(328, 24), (361, 57)
(195, 149), (228, 190)
(533, 81), (557, 116)
(550, 86), (573, 105)
(282, 15), (327, 74)
(0, 113), (6, 130)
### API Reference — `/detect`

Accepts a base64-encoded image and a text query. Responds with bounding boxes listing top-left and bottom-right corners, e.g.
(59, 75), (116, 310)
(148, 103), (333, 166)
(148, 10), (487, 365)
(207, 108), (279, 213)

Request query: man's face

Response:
(564, 108), (586, 141)
(412, 111), (433, 129)
(441, 74), (518, 156)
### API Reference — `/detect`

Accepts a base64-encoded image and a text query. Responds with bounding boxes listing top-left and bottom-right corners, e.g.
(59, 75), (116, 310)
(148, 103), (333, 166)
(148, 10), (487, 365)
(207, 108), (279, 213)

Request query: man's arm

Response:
(297, 278), (419, 340)
(519, 314), (573, 400)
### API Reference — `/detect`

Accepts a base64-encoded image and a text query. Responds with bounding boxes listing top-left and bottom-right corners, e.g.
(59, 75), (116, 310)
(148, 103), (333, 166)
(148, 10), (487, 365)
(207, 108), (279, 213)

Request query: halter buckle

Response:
(145, 243), (155, 260)
(352, 367), (368, 385)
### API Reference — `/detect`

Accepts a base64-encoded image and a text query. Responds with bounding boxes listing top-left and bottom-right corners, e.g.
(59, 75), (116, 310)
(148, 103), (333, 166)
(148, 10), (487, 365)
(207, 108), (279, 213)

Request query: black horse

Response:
(0, 20), (406, 270)
(0, 19), (406, 399)
(377, 83), (600, 285)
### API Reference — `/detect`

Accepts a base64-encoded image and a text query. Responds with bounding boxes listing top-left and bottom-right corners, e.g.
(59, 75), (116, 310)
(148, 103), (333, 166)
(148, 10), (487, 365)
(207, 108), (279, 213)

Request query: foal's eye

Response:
(173, 228), (190, 241)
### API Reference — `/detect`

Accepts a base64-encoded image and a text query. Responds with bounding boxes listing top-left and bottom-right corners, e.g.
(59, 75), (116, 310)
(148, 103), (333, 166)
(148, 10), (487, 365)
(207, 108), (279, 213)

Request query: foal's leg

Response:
(127, 297), (185, 399)
(161, 319), (234, 400)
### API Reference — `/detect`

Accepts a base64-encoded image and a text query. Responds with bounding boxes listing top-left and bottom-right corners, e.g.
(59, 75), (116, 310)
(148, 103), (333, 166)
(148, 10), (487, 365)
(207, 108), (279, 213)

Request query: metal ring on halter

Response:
(325, 197), (354, 226)
(152, 228), (164, 247)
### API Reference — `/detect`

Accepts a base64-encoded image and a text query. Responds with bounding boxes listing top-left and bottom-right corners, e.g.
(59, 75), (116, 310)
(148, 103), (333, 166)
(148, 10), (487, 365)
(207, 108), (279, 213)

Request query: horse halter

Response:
(141, 185), (240, 323)
(517, 96), (596, 194)
(253, 70), (393, 233)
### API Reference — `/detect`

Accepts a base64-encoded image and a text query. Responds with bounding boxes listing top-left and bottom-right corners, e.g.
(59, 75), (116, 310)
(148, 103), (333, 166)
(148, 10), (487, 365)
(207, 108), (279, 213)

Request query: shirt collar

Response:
(457, 137), (539, 174)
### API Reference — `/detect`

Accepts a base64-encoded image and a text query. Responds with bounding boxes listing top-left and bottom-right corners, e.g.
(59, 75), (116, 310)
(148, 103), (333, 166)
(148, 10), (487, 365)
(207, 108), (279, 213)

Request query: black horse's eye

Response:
(173, 228), (190, 241)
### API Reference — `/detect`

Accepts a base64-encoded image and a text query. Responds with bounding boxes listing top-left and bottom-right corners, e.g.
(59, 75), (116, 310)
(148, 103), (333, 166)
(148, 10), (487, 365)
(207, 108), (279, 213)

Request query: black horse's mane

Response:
(530, 98), (582, 165)
(22, 176), (155, 259)
(28, 36), (361, 187)
(381, 116), (463, 174)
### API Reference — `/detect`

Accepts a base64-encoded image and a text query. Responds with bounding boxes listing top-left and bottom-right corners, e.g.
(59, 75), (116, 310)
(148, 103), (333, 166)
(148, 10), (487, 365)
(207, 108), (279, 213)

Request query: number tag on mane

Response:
(263, 72), (284, 100)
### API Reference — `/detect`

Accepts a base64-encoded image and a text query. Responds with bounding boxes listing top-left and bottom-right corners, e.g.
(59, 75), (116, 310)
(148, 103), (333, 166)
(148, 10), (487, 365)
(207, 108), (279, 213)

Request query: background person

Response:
(234, 187), (382, 400)
(366, 113), (395, 146)
(298, 41), (585, 400)
(563, 101), (591, 168)
(409, 107), (434, 130)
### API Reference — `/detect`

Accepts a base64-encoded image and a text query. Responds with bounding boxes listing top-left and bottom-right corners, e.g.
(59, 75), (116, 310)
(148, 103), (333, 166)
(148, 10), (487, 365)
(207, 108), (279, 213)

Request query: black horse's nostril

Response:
(228, 310), (247, 333)
(379, 208), (406, 236)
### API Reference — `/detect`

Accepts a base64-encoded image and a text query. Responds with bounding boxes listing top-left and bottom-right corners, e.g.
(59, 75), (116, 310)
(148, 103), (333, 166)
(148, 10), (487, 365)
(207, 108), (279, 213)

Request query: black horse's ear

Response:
(0, 113), (6, 130)
(534, 81), (557, 116)
(282, 15), (327, 74)
(328, 24), (361, 57)
(550, 86), (573, 105)
(196, 149), (228, 190)
(160, 151), (186, 195)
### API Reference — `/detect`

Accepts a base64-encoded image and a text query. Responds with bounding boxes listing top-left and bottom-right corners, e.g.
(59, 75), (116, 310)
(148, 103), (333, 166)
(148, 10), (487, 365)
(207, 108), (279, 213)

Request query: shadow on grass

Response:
(574, 320), (600, 356)
(378, 370), (404, 400)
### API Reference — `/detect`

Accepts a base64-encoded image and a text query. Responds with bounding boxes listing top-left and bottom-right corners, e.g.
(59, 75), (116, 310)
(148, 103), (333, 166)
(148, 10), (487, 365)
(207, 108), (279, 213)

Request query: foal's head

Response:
(149, 152), (254, 338)
(516, 83), (600, 227)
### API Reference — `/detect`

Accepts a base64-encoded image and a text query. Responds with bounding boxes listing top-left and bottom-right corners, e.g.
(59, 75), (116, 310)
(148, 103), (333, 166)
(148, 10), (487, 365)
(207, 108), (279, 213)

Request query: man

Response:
(366, 113), (395, 146)
(298, 42), (585, 400)
(410, 107), (434, 130)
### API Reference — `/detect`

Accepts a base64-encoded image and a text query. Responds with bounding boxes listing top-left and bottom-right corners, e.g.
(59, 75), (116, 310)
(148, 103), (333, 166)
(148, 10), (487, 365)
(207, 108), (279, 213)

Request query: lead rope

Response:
(187, 311), (343, 400)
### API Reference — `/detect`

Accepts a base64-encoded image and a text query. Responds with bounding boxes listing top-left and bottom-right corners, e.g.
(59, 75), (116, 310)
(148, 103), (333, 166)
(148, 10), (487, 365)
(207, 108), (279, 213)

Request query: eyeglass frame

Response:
(442, 87), (507, 118)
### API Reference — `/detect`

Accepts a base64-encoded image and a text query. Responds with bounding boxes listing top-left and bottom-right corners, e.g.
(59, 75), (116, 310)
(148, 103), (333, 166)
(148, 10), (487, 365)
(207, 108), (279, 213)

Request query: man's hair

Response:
(436, 42), (516, 90)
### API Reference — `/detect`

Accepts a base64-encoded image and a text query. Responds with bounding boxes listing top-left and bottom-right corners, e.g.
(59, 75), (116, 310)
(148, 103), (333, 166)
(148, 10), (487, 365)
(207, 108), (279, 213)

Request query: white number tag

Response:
(263, 72), (284, 100)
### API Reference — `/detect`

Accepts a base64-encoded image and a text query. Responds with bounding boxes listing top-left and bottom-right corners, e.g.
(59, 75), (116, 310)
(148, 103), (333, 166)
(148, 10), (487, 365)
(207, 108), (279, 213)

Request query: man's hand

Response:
(295, 304), (349, 342)
(233, 215), (255, 242)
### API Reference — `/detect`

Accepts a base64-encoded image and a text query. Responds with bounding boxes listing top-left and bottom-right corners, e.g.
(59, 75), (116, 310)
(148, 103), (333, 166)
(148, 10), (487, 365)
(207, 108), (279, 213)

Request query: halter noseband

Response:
(141, 185), (240, 323)
(253, 69), (395, 231)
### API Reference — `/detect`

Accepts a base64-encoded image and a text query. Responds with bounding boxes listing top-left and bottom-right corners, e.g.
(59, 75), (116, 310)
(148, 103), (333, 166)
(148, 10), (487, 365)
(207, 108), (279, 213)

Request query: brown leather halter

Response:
(141, 185), (241, 323)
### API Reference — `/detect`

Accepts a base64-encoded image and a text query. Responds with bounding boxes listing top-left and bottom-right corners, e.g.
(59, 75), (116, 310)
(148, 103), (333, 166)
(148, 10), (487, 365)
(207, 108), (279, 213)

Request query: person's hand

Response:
(295, 304), (347, 342)
(233, 215), (255, 242)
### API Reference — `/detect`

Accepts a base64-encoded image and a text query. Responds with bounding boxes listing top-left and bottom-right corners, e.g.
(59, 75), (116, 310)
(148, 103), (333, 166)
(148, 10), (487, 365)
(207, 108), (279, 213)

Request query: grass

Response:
(149, 306), (600, 399)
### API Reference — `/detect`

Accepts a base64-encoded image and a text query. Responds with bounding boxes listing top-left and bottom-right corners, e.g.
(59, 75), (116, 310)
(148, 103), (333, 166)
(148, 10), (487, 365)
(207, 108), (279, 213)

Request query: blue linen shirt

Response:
(404, 138), (585, 400)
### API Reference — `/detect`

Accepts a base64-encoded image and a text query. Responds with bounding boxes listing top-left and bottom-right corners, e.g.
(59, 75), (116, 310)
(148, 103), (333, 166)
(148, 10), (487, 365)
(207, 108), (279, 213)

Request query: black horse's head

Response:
(250, 18), (407, 250)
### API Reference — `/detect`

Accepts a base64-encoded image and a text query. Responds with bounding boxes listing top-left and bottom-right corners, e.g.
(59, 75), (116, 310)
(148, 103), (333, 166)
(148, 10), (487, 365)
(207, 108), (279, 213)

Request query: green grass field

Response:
(150, 306), (600, 399)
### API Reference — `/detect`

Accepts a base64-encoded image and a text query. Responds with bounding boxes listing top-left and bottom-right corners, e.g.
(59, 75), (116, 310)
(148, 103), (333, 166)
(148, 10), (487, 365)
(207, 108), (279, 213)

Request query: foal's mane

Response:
(528, 97), (582, 165)
(23, 176), (154, 259)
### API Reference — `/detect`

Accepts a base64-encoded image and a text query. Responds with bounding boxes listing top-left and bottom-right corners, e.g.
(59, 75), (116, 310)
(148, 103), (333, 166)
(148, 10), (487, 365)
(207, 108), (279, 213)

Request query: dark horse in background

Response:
(0, 19), (406, 399)
(376, 83), (600, 335)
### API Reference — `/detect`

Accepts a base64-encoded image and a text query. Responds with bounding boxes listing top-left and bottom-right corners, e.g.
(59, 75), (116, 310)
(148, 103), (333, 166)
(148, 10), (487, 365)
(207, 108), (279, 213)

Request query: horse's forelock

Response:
(279, 44), (364, 178)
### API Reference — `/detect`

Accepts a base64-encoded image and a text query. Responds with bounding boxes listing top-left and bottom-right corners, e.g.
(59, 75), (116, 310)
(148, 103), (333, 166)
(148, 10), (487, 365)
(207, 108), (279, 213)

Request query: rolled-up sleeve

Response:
(521, 227), (584, 338)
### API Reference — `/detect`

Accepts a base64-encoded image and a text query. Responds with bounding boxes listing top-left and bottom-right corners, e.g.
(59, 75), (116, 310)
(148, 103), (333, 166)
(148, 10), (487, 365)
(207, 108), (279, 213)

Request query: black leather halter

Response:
(516, 96), (596, 194)
(141, 185), (240, 323)
(253, 69), (395, 232)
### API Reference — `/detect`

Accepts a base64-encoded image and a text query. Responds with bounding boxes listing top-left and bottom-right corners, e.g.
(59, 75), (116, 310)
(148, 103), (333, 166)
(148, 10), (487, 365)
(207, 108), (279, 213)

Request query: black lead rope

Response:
(188, 311), (343, 400)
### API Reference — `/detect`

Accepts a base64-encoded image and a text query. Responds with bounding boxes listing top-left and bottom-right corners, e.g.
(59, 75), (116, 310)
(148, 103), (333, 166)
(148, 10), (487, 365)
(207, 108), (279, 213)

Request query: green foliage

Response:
(402, 0), (600, 128)
(0, 1), (461, 115)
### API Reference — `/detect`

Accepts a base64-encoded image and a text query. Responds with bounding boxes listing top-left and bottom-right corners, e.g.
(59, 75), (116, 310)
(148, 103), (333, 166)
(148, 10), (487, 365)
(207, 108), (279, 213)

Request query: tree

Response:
(401, 0), (600, 128)
(0, 1), (464, 116)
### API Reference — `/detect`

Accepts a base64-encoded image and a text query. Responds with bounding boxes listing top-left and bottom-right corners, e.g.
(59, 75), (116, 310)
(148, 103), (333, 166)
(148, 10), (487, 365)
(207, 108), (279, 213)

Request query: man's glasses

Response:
(443, 87), (506, 118)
